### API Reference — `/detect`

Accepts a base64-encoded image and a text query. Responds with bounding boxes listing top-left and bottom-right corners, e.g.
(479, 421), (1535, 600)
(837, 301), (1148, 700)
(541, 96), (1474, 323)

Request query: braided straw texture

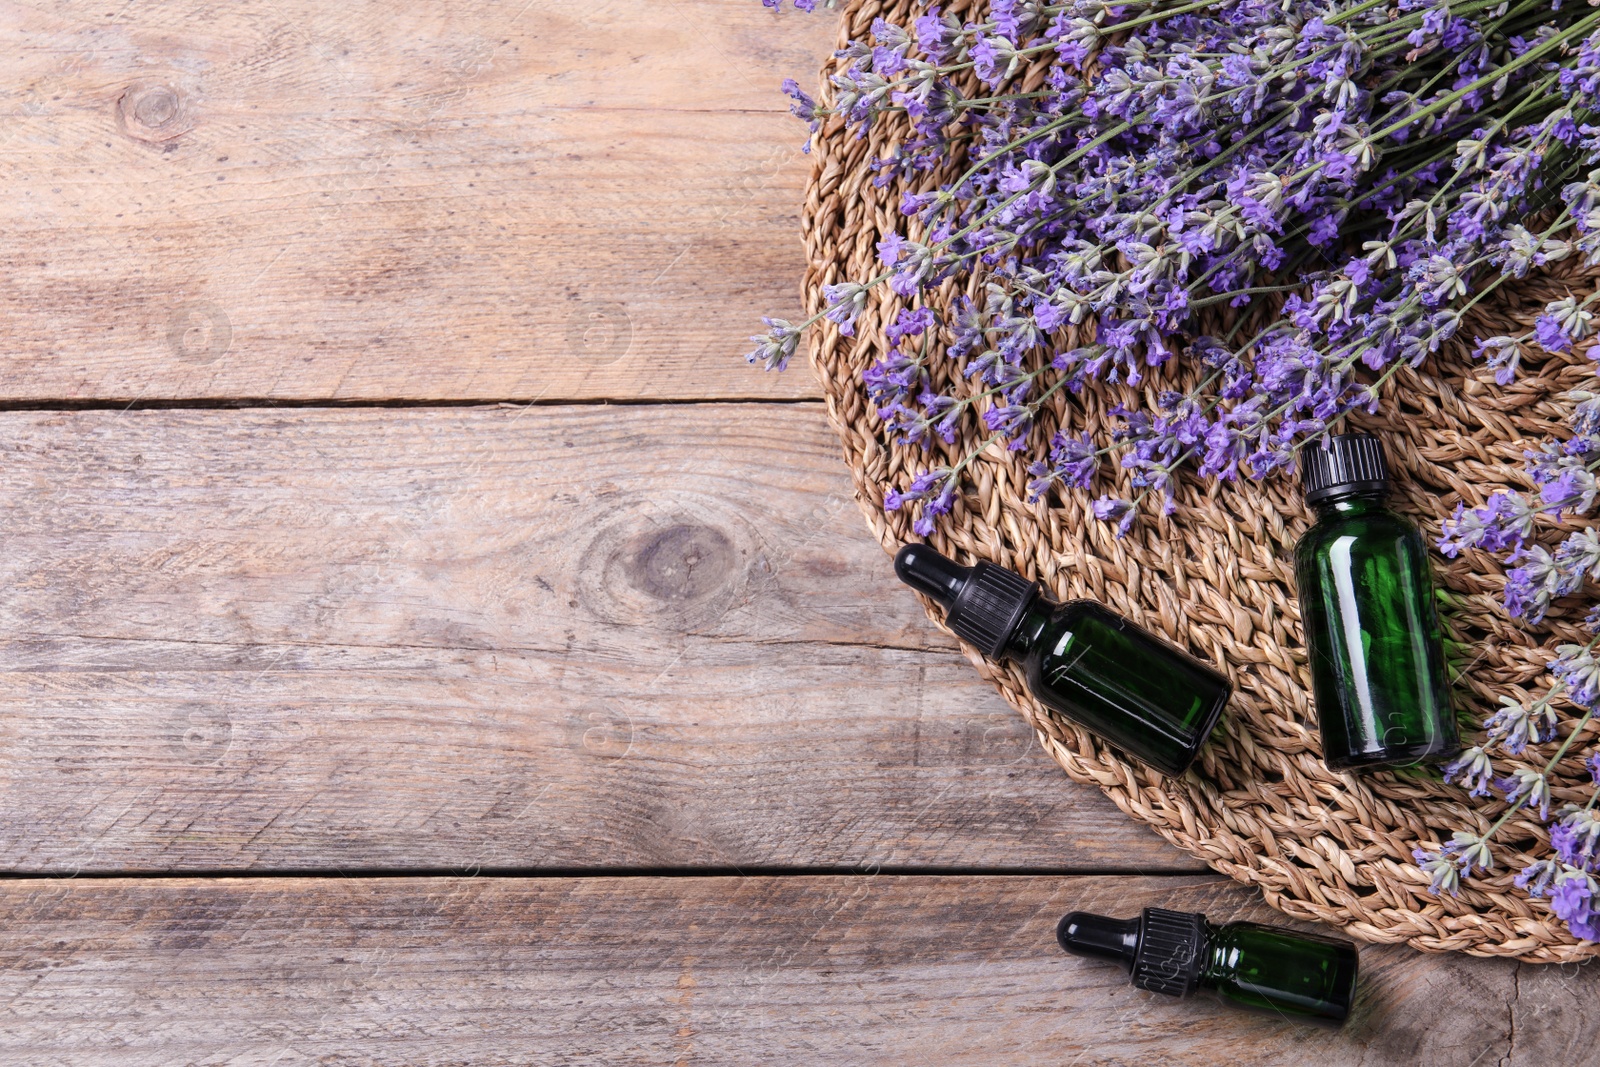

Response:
(802, 0), (1600, 961)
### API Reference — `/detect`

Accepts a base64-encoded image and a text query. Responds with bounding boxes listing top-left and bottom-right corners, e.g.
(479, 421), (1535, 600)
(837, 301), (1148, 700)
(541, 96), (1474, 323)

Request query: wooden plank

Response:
(0, 873), (1554, 1065)
(0, 403), (1199, 872)
(0, 0), (835, 402)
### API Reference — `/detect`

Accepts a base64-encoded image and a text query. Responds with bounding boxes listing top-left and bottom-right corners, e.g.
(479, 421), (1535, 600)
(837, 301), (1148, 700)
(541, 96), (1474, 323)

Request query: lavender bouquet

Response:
(752, 0), (1600, 943)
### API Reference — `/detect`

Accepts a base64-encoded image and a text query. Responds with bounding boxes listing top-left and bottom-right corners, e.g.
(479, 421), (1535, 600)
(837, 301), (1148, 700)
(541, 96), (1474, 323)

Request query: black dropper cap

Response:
(894, 544), (1040, 659)
(1300, 432), (1389, 506)
(1057, 908), (1206, 998)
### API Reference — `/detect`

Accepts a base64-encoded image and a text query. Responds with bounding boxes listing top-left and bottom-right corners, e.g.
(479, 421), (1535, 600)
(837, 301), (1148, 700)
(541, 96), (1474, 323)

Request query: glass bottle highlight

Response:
(1293, 433), (1459, 771)
(894, 545), (1230, 777)
(1057, 907), (1358, 1024)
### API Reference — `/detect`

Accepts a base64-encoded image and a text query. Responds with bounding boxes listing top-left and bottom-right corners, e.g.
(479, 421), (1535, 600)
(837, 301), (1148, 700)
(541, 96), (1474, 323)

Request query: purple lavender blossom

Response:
(1516, 858), (1562, 897)
(1439, 493), (1536, 558)
(781, 78), (825, 151)
(1091, 495), (1136, 537)
(771, 0), (1600, 533)
(1443, 746), (1495, 798)
(1027, 431), (1099, 501)
(1536, 315), (1574, 353)
(761, 0), (1600, 939)
(1552, 643), (1600, 708)
(1495, 768), (1552, 820)
(883, 467), (960, 538)
(1413, 831), (1494, 896)
(1550, 873), (1600, 941)
(1483, 695), (1558, 756)
(744, 318), (801, 371)
(1503, 546), (1560, 623)
(1551, 807), (1600, 872)
(821, 282), (869, 337)
(1414, 845), (1464, 896)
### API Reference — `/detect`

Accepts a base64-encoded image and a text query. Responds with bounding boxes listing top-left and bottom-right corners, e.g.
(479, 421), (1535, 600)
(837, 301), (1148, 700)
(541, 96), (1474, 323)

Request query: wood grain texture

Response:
(0, 0), (1539, 1053)
(0, 403), (1198, 873)
(0, 873), (1575, 1066)
(0, 0), (834, 402)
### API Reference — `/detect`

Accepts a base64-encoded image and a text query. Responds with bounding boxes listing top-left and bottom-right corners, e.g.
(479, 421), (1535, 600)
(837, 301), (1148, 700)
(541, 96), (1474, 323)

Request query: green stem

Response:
(1371, 11), (1600, 141)
(1466, 636), (1600, 844)
(1483, 704), (1596, 842)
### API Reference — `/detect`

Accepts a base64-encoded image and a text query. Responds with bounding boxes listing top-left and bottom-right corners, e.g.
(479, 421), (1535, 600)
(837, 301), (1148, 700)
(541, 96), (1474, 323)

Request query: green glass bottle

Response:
(1294, 433), (1460, 772)
(1057, 908), (1359, 1025)
(895, 545), (1230, 777)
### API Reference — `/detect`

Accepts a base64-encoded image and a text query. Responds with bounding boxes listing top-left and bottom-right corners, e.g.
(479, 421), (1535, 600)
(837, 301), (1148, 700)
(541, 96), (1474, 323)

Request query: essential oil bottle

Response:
(1057, 907), (1359, 1025)
(894, 544), (1230, 777)
(1293, 433), (1460, 772)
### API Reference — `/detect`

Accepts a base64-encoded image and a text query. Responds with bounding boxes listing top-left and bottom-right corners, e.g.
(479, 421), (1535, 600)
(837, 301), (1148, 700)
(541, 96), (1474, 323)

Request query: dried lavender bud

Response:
(760, 0), (1600, 944)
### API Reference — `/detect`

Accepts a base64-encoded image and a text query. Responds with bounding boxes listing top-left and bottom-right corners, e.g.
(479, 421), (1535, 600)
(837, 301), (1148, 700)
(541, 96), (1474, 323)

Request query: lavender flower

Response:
(1027, 431), (1099, 500)
(1551, 807), (1600, 872)
(1503, 545), (1561, 624)
(1439, 492), (1537, 558)
(1091, 495), (1136, 537)
(822, 282), (870, 337)
(1495, 768), (1552, 820)
(1552, 643), (1600, 709)
(1414, 844), (1465, 896)
(1483, 694), (1558, 756)
(745, 318), (801, 371)
(884, 466), (959, 537)
(1443, 746), (1495, 798)
(1550, 873), (1600, 941)
(1516, 858), (1563, 897)
(762, 0), (1600, 945)
(1414, 831), (1494, 896)
(781, 78), (825, 151)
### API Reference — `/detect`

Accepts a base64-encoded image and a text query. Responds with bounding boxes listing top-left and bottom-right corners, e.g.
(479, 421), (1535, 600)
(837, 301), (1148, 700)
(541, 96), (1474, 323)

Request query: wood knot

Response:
(575, 498), (752, 632)
(626, 524), (734, 604)
(117, 82), (194, 144)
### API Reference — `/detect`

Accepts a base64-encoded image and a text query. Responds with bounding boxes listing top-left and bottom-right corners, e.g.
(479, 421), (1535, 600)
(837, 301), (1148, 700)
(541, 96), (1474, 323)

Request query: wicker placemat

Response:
(801, 0), (1600, 961)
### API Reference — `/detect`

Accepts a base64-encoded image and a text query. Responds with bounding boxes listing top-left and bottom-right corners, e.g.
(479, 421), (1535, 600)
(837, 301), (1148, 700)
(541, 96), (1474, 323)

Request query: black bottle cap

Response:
(1057, 908), (1206, 999)
(1057, 911), (1140, 968)
(894, 544), (1040, 659)
(1300, 432), (1389, 506)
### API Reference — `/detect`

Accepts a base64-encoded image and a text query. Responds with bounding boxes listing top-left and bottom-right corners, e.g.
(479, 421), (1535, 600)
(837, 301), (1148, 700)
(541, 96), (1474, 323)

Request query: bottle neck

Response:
(1197, 920), (1228, 990)
(1001, 594), (1056, 661)
(1310, 490), (1386, 519)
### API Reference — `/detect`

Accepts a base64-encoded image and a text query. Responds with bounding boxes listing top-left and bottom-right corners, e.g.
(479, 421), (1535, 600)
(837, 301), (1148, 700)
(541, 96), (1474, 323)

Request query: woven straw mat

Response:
(801, 0), (1600, 962)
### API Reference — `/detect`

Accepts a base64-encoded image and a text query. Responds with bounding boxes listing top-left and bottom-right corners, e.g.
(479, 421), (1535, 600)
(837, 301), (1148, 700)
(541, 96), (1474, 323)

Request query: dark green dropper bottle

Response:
(1057, 908), (1359, 1025)
(1293, 433), (1460, 772)
(894, 545), (1230, 777)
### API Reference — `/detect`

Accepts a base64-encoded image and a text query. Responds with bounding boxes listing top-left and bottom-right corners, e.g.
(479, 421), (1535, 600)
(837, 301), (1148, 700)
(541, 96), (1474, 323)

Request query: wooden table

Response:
(0, 2), (1588, 1063)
